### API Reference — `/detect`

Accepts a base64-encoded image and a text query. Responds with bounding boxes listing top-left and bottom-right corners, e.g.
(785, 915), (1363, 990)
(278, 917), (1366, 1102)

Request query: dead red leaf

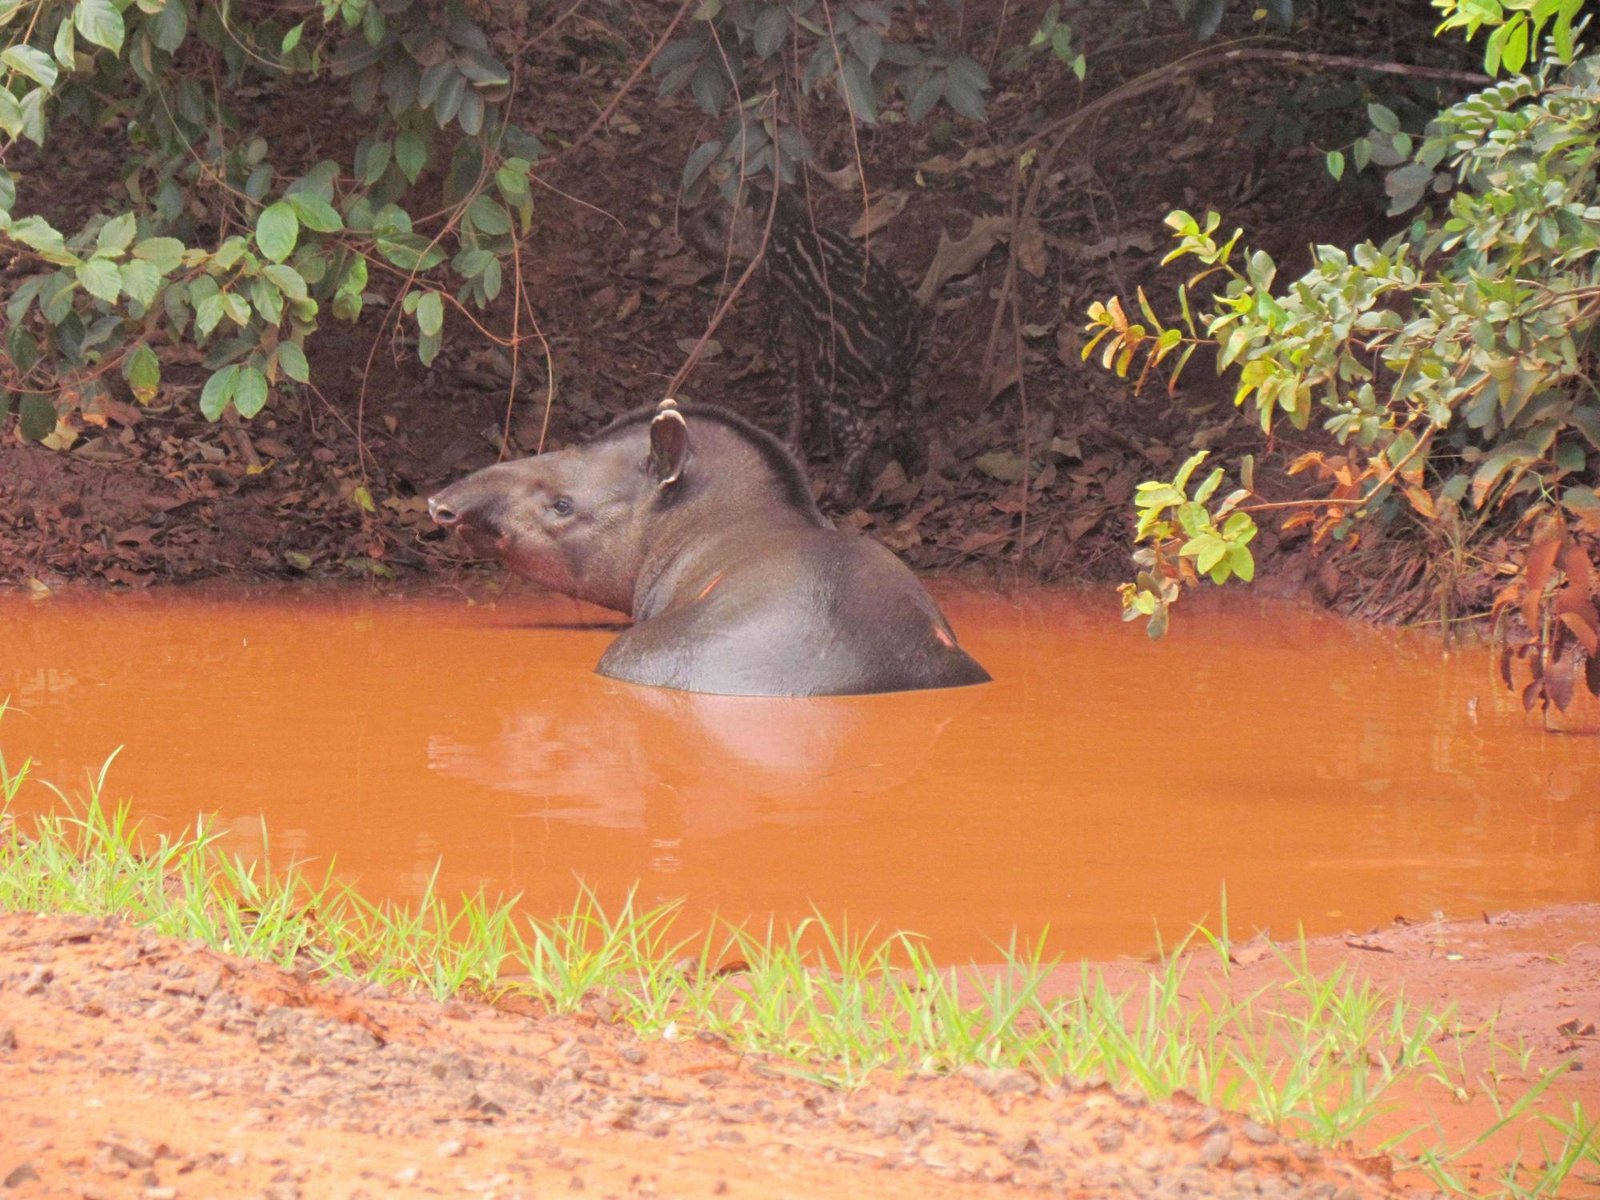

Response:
(1545, 655), (1576, 711)
(1522, 516), (1565, 631)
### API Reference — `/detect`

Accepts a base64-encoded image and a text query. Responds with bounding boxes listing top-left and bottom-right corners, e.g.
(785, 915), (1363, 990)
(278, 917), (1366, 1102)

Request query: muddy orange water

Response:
(3, 584), (1597, 961)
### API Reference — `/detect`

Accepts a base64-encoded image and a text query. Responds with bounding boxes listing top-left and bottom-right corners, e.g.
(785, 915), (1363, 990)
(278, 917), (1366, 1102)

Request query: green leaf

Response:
(1194, 537), (1227, 574)
(0, 87), (21, 139)
(1366, 103), (1399, 134)
(73, 0), (125, 53)
(376, 233), (447, 272)
(149, 0), (186, 52)
(1192, 466), (1224, 505)
(1500, 17), (1528, 74)
(77, 256), (122, 303)
(1172, 449), (1209, 491)
(1, 44), (57, 87)
(194, 291), (226, 340)
(1325, 149), (1345, 181)
(281, 21), (304, 53)
(222, 292), (251, 327)
(906, 72), (943, 123)
(934, 65), (985, 122)
(1189, 0), (1224, 39)
(1229, 545), (1256, 582)
(212, 236), (248, 271)
(233, 366), (269, 418)
(839, 55), (876, 123)
(456, 89), (483, 135)
(358, 139), (392, 185)
(19, 392), (56, 442)
(6, 324), (39, 374)
(250, 276), (283, 325)
(753, 5), (788, 57)
(417, 327), (441, 367)
(262, 263), (308, 301)
(9, 215), (73, 263)
(52, 16), (76, 68)
(466, 194), (511, 236)
(495, 160), (531, 200)
(123, 342), (160, 403)
(199, 364), (240, 420)
(256, 201), (299, 263)
(276, 341), (310, 383)
(132, 236), (187, 272)
(118, 260), (162, 307)
(15, 85), (45, 145)
(433, 69), (468, 126)
(396, 130), (428, 183)
(286, 193), (343, 233)
(415, 289), (444, 336)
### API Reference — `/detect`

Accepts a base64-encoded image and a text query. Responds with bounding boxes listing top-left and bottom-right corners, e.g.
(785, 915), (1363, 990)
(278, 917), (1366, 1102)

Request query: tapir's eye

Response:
(551, 495), (575, 517)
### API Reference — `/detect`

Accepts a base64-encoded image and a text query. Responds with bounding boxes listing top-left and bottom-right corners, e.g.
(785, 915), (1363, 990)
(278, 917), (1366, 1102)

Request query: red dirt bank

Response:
(3, 906), (1597, 1199)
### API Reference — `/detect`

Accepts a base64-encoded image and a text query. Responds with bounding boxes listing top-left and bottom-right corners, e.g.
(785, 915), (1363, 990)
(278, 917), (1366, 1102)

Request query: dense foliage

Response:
(0, 0), (996, 448)
(1090, 0), (1600, 711)
(0, 0), (549, 442)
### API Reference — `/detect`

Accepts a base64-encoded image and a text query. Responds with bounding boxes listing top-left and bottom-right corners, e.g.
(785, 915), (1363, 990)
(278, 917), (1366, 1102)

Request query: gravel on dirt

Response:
(0, 910), (1414, 1200)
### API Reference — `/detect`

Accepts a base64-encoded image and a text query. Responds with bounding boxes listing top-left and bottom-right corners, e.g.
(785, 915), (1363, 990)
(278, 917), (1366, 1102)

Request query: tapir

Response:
(427, 399), (990, 697)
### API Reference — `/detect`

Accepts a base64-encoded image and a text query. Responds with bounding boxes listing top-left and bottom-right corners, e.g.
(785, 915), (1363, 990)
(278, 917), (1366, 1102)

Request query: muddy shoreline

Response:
(3, 904), (1596, 1199)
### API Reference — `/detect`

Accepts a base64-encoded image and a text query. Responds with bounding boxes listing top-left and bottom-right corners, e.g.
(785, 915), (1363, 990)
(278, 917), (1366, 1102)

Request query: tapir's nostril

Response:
(428, 496), (457, 527)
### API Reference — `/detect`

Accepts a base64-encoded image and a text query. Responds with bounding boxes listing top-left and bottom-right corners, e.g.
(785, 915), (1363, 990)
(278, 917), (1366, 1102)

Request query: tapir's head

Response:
(428, 399), (823, 615)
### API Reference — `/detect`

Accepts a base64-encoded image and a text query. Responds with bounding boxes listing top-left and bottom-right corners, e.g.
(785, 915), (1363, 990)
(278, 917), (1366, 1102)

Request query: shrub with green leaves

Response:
(659, 0), (990, 202)
(1087, 0), (1599, 692)
(0, 0), (539, 442)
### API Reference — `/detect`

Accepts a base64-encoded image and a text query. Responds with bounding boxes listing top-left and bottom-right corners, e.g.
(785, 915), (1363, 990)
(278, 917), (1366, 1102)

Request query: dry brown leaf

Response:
(913, 146), (1003, 175)
(847, 191), (909, 239)
(810, 162), (863, 192)
(915, 215), (1012, 306)
(1403, 485), (1437, 519)
(1557, 539), (1597, 598)
(1554, 601), (1600, 655)
(1522, 516), (1565, 632)
(1013, 215), (1047, 277)
(984, 359), (1022, 403)
(650, 253), (711, 287)
(1545, 655), (1576, 711)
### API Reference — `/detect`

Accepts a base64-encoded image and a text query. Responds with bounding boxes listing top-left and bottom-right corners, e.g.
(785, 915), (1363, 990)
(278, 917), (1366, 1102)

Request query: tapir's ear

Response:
(648, 399), (690, 486)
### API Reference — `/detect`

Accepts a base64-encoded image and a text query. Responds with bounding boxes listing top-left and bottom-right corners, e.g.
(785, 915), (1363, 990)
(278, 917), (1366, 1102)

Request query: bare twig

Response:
(663, 183), (783, 399)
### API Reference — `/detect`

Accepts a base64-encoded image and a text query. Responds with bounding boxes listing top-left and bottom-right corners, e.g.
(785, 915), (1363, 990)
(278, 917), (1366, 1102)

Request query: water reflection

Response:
(426, 684), (963, 840)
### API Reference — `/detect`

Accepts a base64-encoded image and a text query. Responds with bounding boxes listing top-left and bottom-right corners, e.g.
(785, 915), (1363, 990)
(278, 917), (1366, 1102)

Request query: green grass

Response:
(0, 713), (1593, 1198)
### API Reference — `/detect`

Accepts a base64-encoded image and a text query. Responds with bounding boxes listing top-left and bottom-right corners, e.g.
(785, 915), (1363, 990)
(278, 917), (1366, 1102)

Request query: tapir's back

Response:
(598, 530), (990, 697)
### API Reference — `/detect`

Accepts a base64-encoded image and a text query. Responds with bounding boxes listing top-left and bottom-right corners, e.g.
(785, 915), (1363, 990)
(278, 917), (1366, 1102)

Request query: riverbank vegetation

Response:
(5, 0), (1591, 647)
(1, 722), (1593, 1197)
(1093, 2), (1600, 719)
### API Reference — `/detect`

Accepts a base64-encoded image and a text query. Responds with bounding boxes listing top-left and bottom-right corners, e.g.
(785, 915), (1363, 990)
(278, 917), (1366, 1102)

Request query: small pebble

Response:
(1241, 1118), (1278, 1145)
(3, 1164), (41, 1188)
(1093, 1126), (1126, 1153)
(1198, 1129), (1232, 1166)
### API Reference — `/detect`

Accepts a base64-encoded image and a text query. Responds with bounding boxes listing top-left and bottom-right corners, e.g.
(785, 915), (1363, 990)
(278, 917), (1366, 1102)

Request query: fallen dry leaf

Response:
(915, 215), (1012, 306)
